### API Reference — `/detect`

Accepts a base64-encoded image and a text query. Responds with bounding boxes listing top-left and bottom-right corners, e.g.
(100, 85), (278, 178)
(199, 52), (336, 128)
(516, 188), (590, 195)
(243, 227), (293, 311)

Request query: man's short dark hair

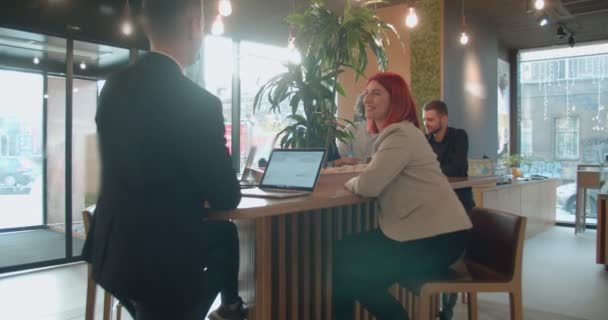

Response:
(142, 0), (202, 39)
(423, 100), (448, 116)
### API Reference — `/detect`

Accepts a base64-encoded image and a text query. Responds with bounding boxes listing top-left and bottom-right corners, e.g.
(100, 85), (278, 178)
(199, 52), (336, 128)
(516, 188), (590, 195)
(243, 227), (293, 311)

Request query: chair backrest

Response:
(465, 207), (527, 280)
(82, 205), (96, 235)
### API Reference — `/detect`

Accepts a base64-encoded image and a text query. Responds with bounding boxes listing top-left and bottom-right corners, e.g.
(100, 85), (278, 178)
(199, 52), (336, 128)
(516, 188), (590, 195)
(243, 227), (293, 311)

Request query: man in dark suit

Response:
(423, 100), (475, 213)
(82, 1), (244, 319)
(423, 99), (475, 320)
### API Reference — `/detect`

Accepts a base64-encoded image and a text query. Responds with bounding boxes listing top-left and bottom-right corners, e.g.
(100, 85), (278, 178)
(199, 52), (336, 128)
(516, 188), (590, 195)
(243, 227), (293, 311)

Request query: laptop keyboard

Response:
(260, 188), (304, 193)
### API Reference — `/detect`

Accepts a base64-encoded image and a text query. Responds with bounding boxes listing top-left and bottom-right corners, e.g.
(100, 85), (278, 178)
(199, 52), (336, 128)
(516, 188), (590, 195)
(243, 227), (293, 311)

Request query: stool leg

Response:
(509, 291), (523, 320)
(417, 292), (432, 320)
(112, 299), (122, 320)
(467, 292), (478, 320)
(103, 292), (112, 320)
(116, 304), (122, 320)
(85, 266), (96, 320)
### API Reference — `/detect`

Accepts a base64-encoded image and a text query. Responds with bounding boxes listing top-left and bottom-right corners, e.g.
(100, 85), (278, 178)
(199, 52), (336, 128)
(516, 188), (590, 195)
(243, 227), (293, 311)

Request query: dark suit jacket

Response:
(81, 53), (241, 306)
(427, 127), (475, 213)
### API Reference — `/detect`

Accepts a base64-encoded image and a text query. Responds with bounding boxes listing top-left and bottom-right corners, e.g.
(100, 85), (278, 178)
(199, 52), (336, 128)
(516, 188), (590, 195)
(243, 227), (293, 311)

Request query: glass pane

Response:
(239, 40), (289, 168)
(71, 41), (130, 256)
(519, 42), (608, 224)
(498, 59), (510, 154)
(0, 27), (66, 268)
(47, 75), (66, 253)
(203, 36), (233, 156)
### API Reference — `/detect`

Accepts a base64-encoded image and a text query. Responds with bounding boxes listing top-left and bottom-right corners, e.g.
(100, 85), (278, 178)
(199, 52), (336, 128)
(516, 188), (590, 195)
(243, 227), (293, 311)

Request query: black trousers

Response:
(122, 220), (241, 320)
(332, 229), (468, 320)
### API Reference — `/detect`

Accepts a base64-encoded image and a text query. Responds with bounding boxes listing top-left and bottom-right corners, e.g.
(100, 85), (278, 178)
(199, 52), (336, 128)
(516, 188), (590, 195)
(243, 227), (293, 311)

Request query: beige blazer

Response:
(345, 121), (472, 241)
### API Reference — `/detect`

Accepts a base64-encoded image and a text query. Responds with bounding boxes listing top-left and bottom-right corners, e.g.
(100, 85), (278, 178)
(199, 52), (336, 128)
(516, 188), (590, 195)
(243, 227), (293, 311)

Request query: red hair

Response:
(366, 72), (419, 133)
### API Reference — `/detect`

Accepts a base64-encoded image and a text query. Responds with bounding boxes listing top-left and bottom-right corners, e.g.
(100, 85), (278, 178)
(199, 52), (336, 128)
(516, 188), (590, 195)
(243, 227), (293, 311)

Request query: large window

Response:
(519, 42), (608, 224)
(0, 70), (44, 229)
(203, 35), (233, 150)
(239, 41), (290, 167)
(0, 26), (131, 272)
(200, 36), (291, 171)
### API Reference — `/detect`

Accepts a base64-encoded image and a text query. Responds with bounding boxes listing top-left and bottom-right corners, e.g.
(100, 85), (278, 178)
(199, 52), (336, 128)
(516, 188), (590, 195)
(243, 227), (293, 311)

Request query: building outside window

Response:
(554, 117), (579, 160)
(520, 118), (533, 156)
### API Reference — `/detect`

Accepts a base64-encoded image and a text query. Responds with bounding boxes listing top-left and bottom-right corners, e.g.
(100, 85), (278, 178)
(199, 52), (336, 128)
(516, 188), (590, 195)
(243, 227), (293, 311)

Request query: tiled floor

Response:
(0, 226), (606, 320)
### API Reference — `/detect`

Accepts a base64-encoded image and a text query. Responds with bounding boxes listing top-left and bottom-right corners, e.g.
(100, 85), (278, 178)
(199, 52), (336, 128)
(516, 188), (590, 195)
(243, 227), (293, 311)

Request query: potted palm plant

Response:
(253, 0), (401, 155)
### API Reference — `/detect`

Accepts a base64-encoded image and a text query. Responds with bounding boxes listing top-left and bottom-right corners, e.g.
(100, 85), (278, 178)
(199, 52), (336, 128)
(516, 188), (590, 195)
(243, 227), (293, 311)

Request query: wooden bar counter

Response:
(209, 173), (497, 320)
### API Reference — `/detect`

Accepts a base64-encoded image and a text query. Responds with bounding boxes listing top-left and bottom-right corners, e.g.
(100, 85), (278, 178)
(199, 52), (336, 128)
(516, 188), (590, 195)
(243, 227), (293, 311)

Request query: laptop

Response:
(238, 146), (257, 187)
(241, 149), (326, 199)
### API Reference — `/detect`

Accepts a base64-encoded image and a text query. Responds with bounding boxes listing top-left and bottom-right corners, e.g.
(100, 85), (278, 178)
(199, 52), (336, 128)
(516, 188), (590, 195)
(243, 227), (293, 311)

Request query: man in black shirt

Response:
(423, 100), (475, 213)
(423, 100), (474, 320)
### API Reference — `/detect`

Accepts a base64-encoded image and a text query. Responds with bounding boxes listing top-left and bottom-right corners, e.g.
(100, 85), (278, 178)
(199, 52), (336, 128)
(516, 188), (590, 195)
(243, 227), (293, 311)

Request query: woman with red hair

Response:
(333, 72), (472, 320)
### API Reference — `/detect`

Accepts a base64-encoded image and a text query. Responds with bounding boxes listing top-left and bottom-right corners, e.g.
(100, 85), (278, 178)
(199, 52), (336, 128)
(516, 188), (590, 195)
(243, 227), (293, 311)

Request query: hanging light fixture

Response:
(219, 0), (232, 17)
(460, 0), (469, 45)
(405, 4), (418, 29)
(80, 61), (87, 70)
(211, 15), (224, 35)
(33, 57), (40, 65)
(121, 0), (133, 36)
(537, 13), (549, 27)
(534, 0), (545, 11)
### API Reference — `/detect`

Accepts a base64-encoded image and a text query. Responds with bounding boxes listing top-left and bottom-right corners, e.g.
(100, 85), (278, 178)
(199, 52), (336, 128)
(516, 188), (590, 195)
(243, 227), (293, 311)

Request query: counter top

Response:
(209, 174), (498, 220)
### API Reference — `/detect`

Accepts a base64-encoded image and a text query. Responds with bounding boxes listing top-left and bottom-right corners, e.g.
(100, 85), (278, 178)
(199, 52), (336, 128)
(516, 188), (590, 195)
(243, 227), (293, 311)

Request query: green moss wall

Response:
(410, 0), (442, 120)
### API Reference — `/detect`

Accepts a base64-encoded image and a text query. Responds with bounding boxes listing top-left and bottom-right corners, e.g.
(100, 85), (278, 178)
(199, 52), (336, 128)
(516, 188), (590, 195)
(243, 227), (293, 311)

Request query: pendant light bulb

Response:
(405, 7), (418, 28)
(534, 0), (545, 11)
(460, 31), (469, 45)
(219, 0), (232, 17)
(211, 15), (224, 35)
(121, 0), (133, 36)
(80, 62), (87, 70)
(33, 57), (40, 65)
(121, 21), (133, 36)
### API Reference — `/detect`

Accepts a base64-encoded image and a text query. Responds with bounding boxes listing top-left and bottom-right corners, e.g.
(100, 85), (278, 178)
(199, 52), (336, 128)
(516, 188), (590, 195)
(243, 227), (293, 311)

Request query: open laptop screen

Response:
(259, 149), (326, 191)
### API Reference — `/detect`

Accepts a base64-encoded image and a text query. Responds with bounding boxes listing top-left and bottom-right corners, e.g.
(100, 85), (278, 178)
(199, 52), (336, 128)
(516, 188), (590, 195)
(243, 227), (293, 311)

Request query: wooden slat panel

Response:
(364, 202), (371, 231)
(372, 202), (379, 228)
(301, 213), (311, 320)
(354, 204), (362, 233)
(290, 215), (300, 320)
(337, 206), (344, 240)
(345, 205), (353, 236)
(400, 287), (408, 311)
(277, 215), (287, 320)
(314, 211), (323, 320)
(598, 195), (607, 265)
(254, 217), (273, 319)
(324, 209), (335, 320)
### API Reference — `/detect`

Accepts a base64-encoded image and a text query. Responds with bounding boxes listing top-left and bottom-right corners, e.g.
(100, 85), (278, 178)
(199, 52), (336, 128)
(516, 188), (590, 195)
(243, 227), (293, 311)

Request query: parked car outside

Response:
(556, 182), (598, 218)
(0, 156), (35, 188)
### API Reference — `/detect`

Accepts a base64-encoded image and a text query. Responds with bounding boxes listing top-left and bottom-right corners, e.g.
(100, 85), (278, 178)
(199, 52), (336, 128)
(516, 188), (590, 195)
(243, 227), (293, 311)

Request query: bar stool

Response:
(400, 208), (527, 320)
(82, 206), (123, 320)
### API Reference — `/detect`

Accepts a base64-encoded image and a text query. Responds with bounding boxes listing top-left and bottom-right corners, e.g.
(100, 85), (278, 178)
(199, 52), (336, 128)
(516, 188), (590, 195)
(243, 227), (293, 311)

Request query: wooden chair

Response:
(413, 207), (527, 320)
(83, 206), (123, 320)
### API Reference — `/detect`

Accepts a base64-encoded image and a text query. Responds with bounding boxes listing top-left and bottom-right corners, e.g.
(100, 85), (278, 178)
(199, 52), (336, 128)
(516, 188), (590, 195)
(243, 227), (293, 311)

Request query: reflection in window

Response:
(203, 35), (233, 154)
(239, 41), (289, 167)
(554, 117), (579, 160)
(0, 69), (44, 229)
(520, 119), (533, 156)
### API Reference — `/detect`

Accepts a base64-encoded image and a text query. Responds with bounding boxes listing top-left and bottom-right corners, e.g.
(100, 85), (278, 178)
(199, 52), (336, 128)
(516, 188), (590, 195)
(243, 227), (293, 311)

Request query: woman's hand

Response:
(333, 157), (364, 167)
